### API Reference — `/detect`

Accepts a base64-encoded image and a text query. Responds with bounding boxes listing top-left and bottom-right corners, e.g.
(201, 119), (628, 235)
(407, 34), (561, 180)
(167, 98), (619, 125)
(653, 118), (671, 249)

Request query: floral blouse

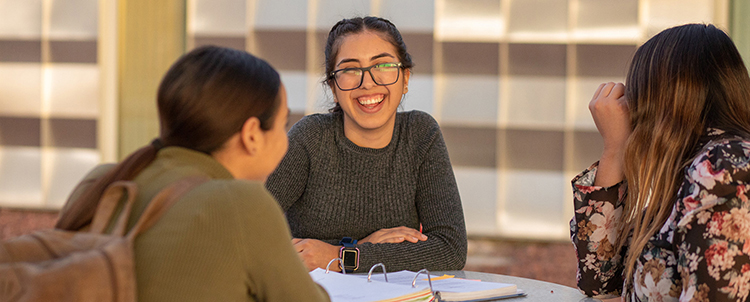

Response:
(570, 129), (750, 302)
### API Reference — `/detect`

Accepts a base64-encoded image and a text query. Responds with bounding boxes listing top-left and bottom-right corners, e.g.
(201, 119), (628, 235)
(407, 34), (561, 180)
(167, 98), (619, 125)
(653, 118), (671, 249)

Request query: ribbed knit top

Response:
(266, 110), (467, 272)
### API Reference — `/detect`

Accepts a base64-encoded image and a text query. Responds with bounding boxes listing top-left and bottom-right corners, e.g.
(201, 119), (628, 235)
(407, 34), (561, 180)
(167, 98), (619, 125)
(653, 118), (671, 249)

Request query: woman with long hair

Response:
(571, 23), (750, 301)
(56, 46), (329, 302)
(265, 16), (467, 273)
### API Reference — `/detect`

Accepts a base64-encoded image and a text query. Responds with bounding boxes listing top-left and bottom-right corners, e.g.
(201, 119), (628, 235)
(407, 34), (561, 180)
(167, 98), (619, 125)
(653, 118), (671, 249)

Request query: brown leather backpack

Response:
(0, 176), (208, 302)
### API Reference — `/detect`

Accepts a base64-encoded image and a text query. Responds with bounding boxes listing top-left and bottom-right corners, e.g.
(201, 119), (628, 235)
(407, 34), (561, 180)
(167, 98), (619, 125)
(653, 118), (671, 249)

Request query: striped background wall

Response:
(0, 0), (100, 209)
(0, 0), (728, 240)
(186, 0), (724, 240)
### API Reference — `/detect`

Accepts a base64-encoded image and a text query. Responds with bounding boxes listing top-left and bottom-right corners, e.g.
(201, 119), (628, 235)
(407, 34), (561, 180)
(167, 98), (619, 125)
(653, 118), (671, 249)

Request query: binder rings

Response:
(310, 268), (433, 302)
(310, 260), (525, 302)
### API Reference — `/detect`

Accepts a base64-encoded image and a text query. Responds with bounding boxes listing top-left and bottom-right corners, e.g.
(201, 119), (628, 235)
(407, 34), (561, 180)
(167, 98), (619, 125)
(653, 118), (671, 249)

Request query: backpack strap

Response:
(89, 181), (139, 236)
(125, 176), (210, 240)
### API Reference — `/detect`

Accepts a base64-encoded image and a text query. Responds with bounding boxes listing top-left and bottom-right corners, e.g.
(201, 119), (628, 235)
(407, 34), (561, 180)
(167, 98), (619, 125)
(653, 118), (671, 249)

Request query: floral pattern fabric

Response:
(570, 129), (750, 302)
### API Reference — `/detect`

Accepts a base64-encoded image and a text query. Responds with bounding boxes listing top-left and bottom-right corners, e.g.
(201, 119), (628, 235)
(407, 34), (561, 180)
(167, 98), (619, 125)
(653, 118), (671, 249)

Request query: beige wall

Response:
(732, 0), (750, 69)
(117, 0), (186, 159)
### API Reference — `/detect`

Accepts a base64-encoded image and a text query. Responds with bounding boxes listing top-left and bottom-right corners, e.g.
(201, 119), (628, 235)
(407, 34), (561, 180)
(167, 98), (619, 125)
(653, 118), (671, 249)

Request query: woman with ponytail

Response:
(571, 24), (750, 301)
(56, 46), (329, 302)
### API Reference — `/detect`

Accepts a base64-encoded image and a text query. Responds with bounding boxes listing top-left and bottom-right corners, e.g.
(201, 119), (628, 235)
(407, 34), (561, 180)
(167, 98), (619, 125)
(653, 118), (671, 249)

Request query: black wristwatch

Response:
(338, 237), (359, 273)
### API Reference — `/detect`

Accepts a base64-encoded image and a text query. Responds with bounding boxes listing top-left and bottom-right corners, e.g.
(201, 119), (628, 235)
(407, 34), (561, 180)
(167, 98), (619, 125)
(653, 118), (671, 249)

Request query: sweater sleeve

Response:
(229, 182), (330, 302)
(356, 122), (468, 272)
(570, 162), (628, 298)
(265, 119), (311, 211)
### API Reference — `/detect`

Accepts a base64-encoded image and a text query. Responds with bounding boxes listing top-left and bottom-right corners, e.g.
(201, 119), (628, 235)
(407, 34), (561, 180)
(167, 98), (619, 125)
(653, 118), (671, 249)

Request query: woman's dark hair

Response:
(324, 16), (414, 113)
(56, 46), (281, 230)
(617, 23), (750, 297)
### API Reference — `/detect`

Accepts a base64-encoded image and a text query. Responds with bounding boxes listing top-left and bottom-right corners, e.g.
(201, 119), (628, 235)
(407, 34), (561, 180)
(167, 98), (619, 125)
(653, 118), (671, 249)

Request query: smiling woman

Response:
(265, 16), (467, 274)
(328, 28), (411, 148)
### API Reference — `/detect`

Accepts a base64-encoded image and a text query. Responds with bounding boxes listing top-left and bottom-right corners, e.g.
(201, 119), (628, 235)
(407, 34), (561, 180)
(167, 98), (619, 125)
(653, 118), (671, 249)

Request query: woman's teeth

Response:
(358, 96), (384, 105)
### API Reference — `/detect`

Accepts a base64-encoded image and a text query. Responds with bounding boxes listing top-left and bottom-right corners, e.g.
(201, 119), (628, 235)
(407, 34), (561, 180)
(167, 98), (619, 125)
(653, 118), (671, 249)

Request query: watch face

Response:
(342, 249), (358, 268)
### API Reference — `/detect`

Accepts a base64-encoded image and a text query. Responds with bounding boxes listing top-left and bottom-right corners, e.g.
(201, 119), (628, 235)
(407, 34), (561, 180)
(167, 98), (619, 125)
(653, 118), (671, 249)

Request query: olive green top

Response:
(62, 147), (330, 302)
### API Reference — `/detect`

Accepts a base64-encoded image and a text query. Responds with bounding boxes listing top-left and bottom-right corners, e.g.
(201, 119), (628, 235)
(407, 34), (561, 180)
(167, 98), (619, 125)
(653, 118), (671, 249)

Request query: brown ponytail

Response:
(55, 140), (162, 230)
(56, 46), (281, 230)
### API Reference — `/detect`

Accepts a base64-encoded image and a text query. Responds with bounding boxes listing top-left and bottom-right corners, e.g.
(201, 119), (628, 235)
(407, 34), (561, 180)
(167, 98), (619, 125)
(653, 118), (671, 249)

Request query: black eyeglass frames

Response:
(329, 62), (403, 91)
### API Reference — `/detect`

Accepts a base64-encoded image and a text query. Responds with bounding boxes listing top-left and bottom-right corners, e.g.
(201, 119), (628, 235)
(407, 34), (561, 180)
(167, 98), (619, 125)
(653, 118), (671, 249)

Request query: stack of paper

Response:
(355, 271), (524, 302)
(311, 268), (524, 302)
(309, 268), (433, 302)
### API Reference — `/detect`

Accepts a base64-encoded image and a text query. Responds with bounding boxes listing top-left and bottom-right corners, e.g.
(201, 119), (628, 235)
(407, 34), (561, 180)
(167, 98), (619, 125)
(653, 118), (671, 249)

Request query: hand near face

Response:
(359, 226), (428, 244)
(589, 82), (631, 187)
(292, 238), (342, 271)
(589, 82), (631, 152)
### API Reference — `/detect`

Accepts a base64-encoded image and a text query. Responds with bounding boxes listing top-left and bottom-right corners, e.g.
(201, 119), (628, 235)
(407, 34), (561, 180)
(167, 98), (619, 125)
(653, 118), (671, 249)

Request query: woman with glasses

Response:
(265, 16), (467, 273)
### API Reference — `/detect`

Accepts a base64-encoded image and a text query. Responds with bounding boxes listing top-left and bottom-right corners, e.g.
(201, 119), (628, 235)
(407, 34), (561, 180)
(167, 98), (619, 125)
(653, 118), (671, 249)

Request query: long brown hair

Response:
(618, 23), (750, 295)
(56, 46), (281, 230)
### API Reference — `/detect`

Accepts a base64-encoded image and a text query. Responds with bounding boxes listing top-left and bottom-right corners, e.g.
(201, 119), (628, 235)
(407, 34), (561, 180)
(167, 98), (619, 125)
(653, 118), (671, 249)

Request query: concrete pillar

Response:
(117, 0), (186, 159)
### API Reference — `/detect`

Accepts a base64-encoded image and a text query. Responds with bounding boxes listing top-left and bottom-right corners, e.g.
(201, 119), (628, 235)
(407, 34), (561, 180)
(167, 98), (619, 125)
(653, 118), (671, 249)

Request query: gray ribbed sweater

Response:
(266, 110), (467, 272)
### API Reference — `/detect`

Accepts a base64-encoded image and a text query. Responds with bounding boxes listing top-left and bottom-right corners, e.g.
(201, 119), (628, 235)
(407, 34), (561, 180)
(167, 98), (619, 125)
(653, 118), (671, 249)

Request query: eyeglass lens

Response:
(334, 64), (400, 90)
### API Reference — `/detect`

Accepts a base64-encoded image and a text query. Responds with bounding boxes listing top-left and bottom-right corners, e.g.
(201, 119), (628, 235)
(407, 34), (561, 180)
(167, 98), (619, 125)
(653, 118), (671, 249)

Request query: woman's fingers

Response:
(381, 227), (427, 242)
(588, 82), (632, 151)
(590, 82), (624, 111)
(599, 82), (615, 98)
(293, 238), (342, 271)
(589, 82), (627, 115)
(383, 236), (406, 243)
(292, 238), (306, 253)
(610, 82), (625, 98)
(361, 226), (428, 244)
(592, 83), (606, 100)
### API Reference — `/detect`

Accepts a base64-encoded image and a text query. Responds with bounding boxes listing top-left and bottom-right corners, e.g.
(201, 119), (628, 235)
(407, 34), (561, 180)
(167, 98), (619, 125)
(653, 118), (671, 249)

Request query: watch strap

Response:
(338, 237), (359, 273)
(339, 236), (357, 247)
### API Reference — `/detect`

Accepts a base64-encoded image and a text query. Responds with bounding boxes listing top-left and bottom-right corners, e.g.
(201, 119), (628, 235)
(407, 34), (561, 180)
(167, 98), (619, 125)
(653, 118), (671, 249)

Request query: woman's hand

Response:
(292, 238), (342, 271)
(359, 226), (428, 244)
(589, 82), (631, 187)
(590, 82), (631, 152)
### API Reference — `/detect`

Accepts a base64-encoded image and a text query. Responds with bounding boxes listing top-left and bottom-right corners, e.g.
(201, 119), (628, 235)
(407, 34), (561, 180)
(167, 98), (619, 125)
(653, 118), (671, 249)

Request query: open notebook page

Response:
(309, 268), (432, 302)
(356, 270), (521, 301)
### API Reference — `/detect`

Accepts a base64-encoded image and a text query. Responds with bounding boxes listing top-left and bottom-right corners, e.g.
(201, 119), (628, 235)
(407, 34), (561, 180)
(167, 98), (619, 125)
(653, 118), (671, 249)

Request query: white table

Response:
(436, 270), (603, 302)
